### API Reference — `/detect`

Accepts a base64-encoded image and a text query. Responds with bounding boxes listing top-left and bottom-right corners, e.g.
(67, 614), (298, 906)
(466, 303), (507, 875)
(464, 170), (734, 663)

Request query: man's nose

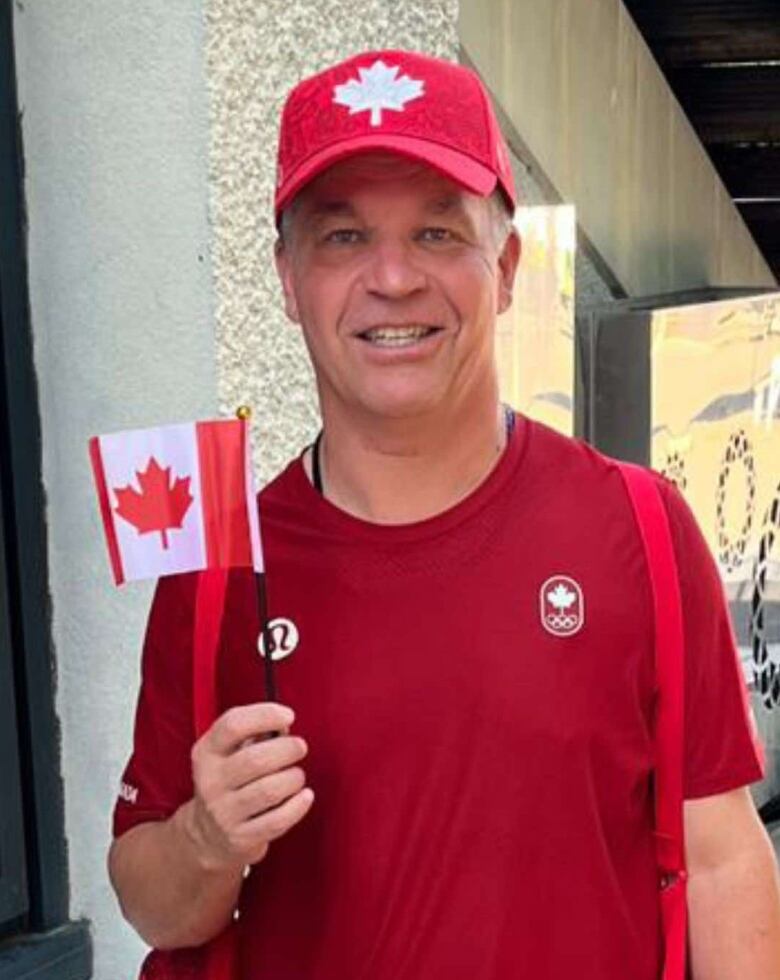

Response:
(363, 239), (427, 299)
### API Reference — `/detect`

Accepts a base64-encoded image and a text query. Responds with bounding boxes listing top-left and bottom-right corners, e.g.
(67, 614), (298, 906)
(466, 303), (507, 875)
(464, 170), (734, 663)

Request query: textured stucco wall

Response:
(13, 2), (216, 977)
(205, 0), (459, 484)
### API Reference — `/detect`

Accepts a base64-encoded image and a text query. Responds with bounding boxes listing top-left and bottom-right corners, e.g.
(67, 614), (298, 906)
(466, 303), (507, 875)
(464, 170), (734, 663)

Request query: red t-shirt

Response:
(114, 416), (764, 980)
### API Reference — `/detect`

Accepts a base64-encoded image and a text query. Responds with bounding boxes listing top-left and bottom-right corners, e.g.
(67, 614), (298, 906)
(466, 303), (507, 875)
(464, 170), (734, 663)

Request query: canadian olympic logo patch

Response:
(540, 575), (585, 637)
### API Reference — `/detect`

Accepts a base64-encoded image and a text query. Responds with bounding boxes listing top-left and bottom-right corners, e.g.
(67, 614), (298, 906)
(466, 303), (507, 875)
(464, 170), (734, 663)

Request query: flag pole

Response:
(256, 572), (277, 703)
(237, 405), (278, 705)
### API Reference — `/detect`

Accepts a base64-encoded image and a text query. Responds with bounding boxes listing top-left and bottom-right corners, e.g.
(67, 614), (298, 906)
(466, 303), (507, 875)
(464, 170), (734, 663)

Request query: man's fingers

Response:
(225, 735), (308, 790)
(241, 787), (315, 847)
(232, 766), (307, 820)
(205, 703), (296, 755)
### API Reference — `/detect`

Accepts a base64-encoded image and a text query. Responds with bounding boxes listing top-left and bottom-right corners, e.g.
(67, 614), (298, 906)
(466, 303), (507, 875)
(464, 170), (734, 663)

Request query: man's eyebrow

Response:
(426, 195), (469, 217)
(305, 200), (357, 219)
(300, 194), (475, 227)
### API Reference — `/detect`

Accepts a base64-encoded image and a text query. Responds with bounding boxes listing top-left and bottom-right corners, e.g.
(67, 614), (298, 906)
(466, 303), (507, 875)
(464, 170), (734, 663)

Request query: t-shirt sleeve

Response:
(112, 572), (198, 838)
(659, 479), (765, 799)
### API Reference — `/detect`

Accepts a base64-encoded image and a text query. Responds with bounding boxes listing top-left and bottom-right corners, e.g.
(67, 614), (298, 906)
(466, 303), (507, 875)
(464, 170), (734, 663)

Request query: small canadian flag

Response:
(89, 418), (263, 586)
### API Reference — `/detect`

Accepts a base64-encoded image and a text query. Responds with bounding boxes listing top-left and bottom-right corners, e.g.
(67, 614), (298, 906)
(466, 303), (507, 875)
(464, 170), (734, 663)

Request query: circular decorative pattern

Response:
(715, 430), (756, 573)
(751, 485), (780, 710)
(546, 613), (579, 631)
(661, 450), (687, 493)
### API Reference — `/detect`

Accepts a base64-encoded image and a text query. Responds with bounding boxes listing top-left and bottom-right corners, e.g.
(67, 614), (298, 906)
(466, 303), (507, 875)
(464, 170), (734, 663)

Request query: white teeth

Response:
(362, 326), (435, 346)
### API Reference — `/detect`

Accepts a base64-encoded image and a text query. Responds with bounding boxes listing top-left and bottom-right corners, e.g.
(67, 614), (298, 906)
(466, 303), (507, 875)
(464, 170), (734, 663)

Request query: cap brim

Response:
(275, 133), (499, 218)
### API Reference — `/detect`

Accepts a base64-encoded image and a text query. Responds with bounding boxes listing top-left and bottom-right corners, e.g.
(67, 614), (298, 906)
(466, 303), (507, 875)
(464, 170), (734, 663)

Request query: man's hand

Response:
(181, 701), (314, 872)
(109, 701), (314, 950)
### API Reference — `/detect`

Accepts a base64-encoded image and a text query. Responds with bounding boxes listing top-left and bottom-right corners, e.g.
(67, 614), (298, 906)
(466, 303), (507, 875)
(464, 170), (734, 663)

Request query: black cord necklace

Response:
(310, 406), (515, 497)
(312, 429), (325, 494)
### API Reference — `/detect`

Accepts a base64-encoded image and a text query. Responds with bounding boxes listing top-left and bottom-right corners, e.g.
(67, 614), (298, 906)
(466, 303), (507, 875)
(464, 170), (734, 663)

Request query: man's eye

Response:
(419, 227), (455, 243)
(323, 228), (363, 244)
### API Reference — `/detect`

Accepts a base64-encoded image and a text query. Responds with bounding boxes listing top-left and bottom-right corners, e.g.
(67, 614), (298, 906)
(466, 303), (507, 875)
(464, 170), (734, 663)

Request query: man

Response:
(108, 50), (780, 979)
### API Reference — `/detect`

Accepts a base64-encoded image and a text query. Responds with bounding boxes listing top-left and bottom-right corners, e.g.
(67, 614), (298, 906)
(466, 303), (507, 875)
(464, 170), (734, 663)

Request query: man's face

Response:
(275, 153), (520, 421)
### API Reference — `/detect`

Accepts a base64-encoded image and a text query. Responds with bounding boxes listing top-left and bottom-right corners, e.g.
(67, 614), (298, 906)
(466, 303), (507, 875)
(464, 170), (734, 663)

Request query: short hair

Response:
(488, 188), (515, 248)
(277, 196), (301, 249)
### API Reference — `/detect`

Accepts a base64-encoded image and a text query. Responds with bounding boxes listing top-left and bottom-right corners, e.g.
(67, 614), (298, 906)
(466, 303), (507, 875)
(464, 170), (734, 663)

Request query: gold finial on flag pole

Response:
(236, 404), (252, 421)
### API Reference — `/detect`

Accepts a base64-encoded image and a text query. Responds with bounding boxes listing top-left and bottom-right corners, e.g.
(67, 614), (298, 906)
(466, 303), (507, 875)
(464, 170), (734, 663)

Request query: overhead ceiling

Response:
(622, 0), (780, 284)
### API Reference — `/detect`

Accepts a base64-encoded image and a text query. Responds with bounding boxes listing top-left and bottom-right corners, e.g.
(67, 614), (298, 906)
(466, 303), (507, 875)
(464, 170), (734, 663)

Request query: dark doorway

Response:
(0, 2), (91, 975)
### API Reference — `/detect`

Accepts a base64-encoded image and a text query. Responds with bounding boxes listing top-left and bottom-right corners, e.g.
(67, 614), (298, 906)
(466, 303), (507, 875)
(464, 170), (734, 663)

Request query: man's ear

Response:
(274, 239), (301, 324)
(496, 228), (521, 315)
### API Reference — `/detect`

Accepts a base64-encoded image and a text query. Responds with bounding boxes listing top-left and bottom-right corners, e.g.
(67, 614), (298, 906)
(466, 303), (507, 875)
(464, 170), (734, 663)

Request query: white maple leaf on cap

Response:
(333, 59), (424, 127)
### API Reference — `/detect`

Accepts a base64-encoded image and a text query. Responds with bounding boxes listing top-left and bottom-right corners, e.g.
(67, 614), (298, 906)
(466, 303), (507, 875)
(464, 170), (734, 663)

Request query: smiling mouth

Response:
(356, 325), (443, 347)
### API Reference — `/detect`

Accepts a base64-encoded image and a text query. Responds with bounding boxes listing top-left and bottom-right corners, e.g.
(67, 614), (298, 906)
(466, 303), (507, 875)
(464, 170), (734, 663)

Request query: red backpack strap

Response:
(193, 568), (236, 980)
(617, 462), (688, 980)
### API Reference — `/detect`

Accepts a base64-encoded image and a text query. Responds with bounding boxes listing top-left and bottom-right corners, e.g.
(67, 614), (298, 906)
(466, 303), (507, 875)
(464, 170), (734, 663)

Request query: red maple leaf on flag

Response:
(113, 456), (194, 550)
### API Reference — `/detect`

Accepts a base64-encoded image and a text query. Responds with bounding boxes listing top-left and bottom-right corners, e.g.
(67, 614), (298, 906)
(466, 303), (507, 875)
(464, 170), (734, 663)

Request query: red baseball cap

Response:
(275, 49), (516, 221)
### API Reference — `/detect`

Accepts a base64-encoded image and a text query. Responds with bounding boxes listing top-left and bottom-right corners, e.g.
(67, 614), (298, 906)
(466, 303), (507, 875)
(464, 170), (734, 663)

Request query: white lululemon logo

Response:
(540, 575), (584, 637)
(257, 618), (300, 661)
